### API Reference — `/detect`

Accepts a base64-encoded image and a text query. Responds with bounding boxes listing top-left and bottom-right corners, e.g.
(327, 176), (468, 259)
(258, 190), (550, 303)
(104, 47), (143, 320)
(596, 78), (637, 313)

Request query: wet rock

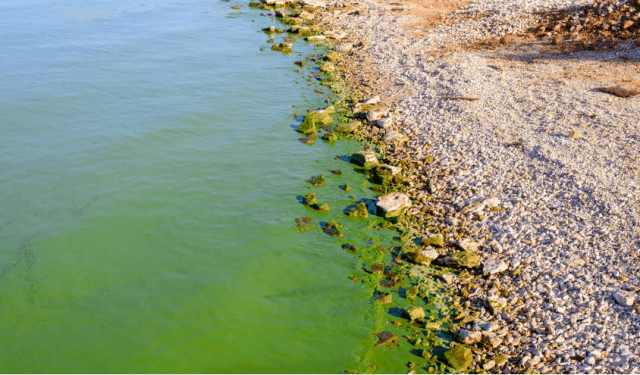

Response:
(322, 220), (343, 237)
(315, 203), (329, 211)
(613, 289), (636, 306)
(374, 331), (397, 347)
(298, 109), (333, 133)
(407, 249), (439, 266)
(444, 345), (473, 371)
(295, 217), (315, 232)
(325, 52), (339, 62)
(294, 60), (306, 67)
(454, 329), (481, 344)
(322, 131), (337, 142)
(303, 192), (317, 206)
(421, 234), (444, 248)
(334, 121), (360, 134)
(456, 239), (481, 252)
(403, 306), (425, 321)
(345, 202), (369, 218)
(376, 192), (411, 218)
(306, 35), (327, 42)
(351, 150), (379, 167)
(306, 174), (326, 187)
(339, 184), (351, 192)
(440, 251), (480, 268)
(271, 43), (292, 53)
(483, 259), (508, 275)
(329, 169), (342, 175)
(364, 263), (384, 274)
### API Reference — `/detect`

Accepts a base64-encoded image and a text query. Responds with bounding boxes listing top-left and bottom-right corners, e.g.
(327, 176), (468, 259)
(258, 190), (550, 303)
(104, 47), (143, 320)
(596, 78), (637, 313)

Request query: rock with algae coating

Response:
(298, 109), (333, 134)
(345, 202), (368, 218)
(444, 344), (473, 371)
(306, 174), (326, 187)
(295, 217), (315, 232)
(322, 220), (343, 237)
(351, 151), (378, 167)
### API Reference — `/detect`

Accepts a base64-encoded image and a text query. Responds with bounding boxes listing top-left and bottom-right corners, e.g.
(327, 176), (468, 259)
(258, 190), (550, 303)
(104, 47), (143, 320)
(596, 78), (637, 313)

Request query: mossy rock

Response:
(295, 26), (316, 37)
(306, 174), (326, 187)
(249, 2), (263, 7)
(334, 121), (360, 134)
(323, 220), (343, 238)
(315, 202), (330, 211)
(295, 217), (315, 232)
(284, 36), (297, 42)
(303, 192), (317, 206)
(231, 5), (242, 10)
(339, 184), (351, 192)
(295, 60), (306, 67)
(345, 202), (368, 218)
(320, 62), (336, 72)
(351, 151), (378, 168)
(298, 109), (333, 133)
(494, 354), (508, 366)
(322, 131), (337, 142)
(403, 306), (425, 321)
(325, 52), (339, 62)
(271, 43), (292, 53)
(281, 17), (301, 25)
(421, 234), (445, 248)
(262, 26), (276, 34)
(444, 344), (473, 371)
(443, 251), (480, 268)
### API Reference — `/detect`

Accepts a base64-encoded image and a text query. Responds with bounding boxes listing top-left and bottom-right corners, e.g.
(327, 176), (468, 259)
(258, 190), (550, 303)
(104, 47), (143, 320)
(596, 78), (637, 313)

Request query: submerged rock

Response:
(271, 43), (292, 53)
(345, 202), (369, 218)
(298, 109), (333, 134)
(306, 35), (327, 42)
(295, 217), (315, 232)
(306, 174), (326, 187)
(376, 192), (411, 218)
(322, 131), (337, 142)
(322, 220), (343, 237)
(444, 345), (473, 371)
(351, 150), (379, 167)
(374, 331), (397, 347)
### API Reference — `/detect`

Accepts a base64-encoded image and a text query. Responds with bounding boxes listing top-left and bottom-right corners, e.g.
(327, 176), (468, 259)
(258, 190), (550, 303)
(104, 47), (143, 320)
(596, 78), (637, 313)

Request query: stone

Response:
(335, 44), (353, 53)
(306, 174), (326, 187)
(322, 220), (343, 237)
(440, 251), (480, 268)
(489, 240), (503, 253)
(480, 332), (503, 348)
(351, 151), (379, 167)
(378, 293), (392, 304)
(295, 217), (315, 232)
(376, 192), (411, 218)
(303, 192), (317, 206)
(483, 259), (508, 275)
(613, 290), (635, 307)
(334, 121), (360, 134)
(367, 108), (387, 121)
(374, 331), (397, 347)
(456, 239), (481, 252)
(454, 329), (482, 344)
(421, 234), (444, 248)
(375, 115), (393, 128)
(301, 0), (326, 7)
(442, 273), (456, 284)
(322, 131), (337, 142)
(271, 43), (292, 53)
(585, 356), (596, 365)
(444, 345), (473, 371)
(307, 35), (327, 42)
(325, 52), (339, 62)
(483, 360), (496, 370)
(407, 249), (439, 266)
(363, 96), (380, 104)
(569, 130), (580, 139)
(597, 82), (640, 97)
(384, 130), (408, 143)
(478, 322), (498, 332)
(623, 20), (634, 29)
(486, 295), (508, 314)
(345, 202), (369, 218)
(320, 62), (336, 72)
(494, 354), (508, 366)
(297, 11), (314, 20)
(298, 109), (333, 133)
(404, 306), (425, 320)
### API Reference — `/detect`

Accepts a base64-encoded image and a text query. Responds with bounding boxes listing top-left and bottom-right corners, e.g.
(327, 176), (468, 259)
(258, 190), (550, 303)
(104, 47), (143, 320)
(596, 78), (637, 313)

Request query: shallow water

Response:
(0, 0), (422, 373)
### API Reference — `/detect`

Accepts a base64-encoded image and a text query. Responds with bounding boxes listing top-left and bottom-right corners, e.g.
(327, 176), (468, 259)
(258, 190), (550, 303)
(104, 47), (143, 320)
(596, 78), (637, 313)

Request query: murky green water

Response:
(0, 0), (424, 373)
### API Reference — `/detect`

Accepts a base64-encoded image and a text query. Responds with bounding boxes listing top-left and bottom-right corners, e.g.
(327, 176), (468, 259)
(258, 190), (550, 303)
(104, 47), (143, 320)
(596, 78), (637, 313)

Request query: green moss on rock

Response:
(444, 344), (473, 371)
(306, 174), (326, 187)
(345, 202), (368, 218)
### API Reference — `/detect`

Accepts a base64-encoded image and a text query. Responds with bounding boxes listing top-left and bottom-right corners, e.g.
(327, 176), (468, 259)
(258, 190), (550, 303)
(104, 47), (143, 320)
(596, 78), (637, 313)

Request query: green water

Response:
(0, 0), (424, 373)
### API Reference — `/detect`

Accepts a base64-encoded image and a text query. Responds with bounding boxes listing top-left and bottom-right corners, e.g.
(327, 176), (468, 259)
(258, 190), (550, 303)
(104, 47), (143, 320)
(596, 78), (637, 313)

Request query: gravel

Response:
(318, 0), (640, 372)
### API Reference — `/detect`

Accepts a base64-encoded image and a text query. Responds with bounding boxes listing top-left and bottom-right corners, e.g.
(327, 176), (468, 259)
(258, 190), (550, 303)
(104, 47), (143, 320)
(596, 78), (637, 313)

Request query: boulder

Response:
(375, 115), (393, 128)
(483, 259), (508, 275)
(613, 290), (636, 307)
(367, 108), (387, 121)
(407, 249), (439, 266)
(456, 238), (481, 252)
(320, 62), (336, 73)
(322, 220), (343, 237)
(376, 192), (411, 218)
(322, 131), (337, 142)
(444, 345), (473, 371)
(351, 151), (378, 167)
(421, 234), (444, 248)
(271, 43), (292, 53)
(298, 109), (333, 133)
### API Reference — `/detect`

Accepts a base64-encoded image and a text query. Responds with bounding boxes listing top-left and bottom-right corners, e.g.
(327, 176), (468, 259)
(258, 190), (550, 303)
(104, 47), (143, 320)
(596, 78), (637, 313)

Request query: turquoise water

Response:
(0, 1), (420, 373)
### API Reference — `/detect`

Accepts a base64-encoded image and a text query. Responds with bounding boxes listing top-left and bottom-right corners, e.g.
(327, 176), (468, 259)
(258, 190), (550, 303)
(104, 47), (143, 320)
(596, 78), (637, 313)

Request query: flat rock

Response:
(456, 239), (481, 252)
(483, 259), (508, 275)
(376, 192), (411, 218)
(301, 0), (327, 7)
(306, 35), (327, 42)
(597, 82), (640, 97)
(351, 150), (379, 167)
(367, 108), (387, 121)
(440, 251), (480, 268)
(613, 290), (635, 307)
(404, 306), (425, 320)
(334, 121), (360, 133)
(363, 95), (380, 104)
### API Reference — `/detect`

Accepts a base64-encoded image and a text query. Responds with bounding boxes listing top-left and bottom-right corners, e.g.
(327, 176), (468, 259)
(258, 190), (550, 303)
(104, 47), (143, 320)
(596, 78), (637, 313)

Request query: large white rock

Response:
(613, 290), (636, 307)
(376, 192), (411, 218)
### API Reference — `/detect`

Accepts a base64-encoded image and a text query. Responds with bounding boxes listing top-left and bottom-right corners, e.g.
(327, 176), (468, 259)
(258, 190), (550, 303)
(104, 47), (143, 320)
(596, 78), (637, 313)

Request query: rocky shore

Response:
(257, 0), (640, 372)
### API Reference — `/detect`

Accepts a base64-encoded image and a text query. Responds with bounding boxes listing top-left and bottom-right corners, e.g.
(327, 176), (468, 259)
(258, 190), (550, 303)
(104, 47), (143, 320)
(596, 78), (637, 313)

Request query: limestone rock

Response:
(597, 82), (640, 97)
(442, 273), (456, 284)
(320, 62), (336, 72)
(486, 295), (508, 314)
(404, 306), (425, 320)
(384, 130), (408, 143)
(483, 259), (508, 275)
(456, 239), (481, 252)
(351, 151), (379, 167)
(440, 251), (480, 268)
(483, 360), (496, 370)
(367, 108), (387, 121)
(613, 290), (635, 307)
(407, 249), (439, 266)
(454, 329), (481, 344)
(421, 234), (444, 248)
(363, 95), (380, 104)
(375, 115), (393, 128)
(444, 345), (473, 371)
(376, 192), (411, 218)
